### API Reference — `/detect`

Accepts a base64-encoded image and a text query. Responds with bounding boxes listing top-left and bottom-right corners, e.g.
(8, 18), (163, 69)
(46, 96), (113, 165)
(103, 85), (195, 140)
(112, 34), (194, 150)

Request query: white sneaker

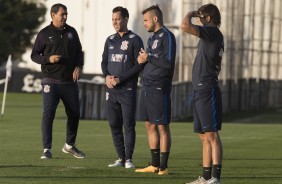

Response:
(185, 176), (206, 184)
(206, 177), (221, 184)
(125, 159), (135, 169)
(108, 158), (124, 167)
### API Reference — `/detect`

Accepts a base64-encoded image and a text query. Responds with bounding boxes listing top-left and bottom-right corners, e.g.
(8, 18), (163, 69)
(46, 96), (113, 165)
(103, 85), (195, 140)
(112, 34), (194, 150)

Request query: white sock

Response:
(65, 143), (73, 149)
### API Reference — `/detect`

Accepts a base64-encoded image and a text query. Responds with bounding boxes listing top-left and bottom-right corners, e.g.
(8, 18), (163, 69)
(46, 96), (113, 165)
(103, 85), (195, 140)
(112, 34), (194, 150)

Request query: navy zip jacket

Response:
(142, 27), (176, 91)
(31, 23), (84, 81)
(101, 31), (144, 91)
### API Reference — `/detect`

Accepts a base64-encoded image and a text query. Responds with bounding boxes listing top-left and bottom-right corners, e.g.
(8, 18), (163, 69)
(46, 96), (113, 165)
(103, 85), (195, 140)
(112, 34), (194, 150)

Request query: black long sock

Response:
(150, 149), (160, 167)
(202, 167), (212, 180)
(159, 152), (170, 171)
(212, 164), (222, 180)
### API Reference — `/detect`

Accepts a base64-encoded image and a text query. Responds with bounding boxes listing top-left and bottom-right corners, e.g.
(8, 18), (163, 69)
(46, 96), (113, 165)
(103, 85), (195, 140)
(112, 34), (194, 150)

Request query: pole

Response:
(1, 75), (9, 117)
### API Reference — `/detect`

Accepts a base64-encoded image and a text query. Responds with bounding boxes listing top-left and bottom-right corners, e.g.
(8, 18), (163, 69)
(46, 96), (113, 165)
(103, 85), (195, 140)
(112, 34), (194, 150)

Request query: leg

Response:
(60, 84), (80, 146)
(158, 124), (171, 171)
(205, 131), (223, 180)
(42, 83), (60, 149)
(145, 122), (160, 149)
(107, 93), (125, 160)
(204, 132), (223, 165)
(120, 91), (136, 161)
(158, 124), (171, 152)
(199, 133), (212, 167)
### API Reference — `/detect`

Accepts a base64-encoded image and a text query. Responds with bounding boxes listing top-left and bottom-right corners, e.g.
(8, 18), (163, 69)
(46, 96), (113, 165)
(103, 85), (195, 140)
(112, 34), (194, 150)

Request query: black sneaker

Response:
(62, 144), (85, 159)
(41, 150), (52, 159)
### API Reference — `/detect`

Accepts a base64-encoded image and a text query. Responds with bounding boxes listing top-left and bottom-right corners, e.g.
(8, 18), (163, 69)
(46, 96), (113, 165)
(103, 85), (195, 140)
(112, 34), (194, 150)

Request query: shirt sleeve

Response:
(118, 36), (144, 83)
(198, 26), (212, 41)
(147, 32), (175, 70)
(101, 39), (110, 77)
(73, 29), (84, 68)
(30, 31), (50, 65)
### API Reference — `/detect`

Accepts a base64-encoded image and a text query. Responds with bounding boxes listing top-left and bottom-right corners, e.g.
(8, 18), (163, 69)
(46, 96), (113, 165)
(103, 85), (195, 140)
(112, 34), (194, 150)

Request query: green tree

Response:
(0, 0), (46, 65)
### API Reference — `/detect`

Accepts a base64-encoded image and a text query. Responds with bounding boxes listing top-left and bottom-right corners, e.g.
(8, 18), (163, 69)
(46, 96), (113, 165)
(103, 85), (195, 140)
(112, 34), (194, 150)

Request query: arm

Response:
(117, 37), (144, 83)
(30, 32), (50, 65)
(73, 30), (84, 81)
(31, 31), (61, 65)
(180, 11), (201, 37)
(101, 39), (110, 77)
(74, 29), (84, 68)
(147, 32), (176, 69)
(100, 39), (114, 88)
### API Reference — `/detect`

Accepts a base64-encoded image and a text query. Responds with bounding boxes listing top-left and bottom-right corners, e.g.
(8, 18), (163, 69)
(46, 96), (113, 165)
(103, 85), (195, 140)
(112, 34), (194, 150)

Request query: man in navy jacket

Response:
(135, 5), (176, 175)
(101, 6), (144, 169)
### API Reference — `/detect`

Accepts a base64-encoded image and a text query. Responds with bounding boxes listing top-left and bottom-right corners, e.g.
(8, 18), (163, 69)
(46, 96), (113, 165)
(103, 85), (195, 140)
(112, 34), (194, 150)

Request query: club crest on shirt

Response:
(43, 85), (50, 93)
(129, 34), (135, 38)
(120, 40), (129, 50)
(110, 35), (115, 39)
(109, 45), (114, 49)
(158, 33), (164, 37)
(152, 40), (159, 49)
(67, 32), (73, 40)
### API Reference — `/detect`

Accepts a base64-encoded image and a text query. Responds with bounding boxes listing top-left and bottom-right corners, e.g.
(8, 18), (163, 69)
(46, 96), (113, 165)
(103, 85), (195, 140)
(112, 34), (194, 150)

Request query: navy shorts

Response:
(140, 88), (171, 125)
(192, 86), (222, 133)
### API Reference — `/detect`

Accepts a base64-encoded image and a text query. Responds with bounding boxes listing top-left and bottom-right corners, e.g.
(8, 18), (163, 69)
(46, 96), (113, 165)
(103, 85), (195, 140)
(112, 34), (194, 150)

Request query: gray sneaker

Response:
(205, 177), (221, 184)
(41, 150), (52, 159)
(62, 144), (85, 159)
(185, 176), (206, 184)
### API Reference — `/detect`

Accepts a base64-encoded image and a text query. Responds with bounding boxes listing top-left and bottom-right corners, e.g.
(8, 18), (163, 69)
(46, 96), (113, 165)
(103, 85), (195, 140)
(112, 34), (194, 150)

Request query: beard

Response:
(147, 24), (155, 32)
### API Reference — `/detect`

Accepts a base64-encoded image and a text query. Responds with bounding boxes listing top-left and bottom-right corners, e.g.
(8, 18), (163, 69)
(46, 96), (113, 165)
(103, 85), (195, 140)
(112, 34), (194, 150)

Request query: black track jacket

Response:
(31, 23), (83, 81)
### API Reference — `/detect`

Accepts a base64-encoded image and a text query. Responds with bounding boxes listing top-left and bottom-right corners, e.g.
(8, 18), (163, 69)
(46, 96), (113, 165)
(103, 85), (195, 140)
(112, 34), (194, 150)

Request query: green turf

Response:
(0, 93), (281, 184)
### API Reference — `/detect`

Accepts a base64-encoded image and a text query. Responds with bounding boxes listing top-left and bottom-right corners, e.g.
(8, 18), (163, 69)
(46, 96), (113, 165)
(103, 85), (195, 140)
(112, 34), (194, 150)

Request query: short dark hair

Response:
(50, 3), (67, 16)
(198, 3), (221, 27)
(112, 6), (129, 19)
(142, 4), (163, 24)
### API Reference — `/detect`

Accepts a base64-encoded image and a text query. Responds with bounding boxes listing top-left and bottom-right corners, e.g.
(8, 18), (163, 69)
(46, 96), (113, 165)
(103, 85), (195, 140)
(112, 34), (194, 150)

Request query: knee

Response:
(206, 132), (220, 143)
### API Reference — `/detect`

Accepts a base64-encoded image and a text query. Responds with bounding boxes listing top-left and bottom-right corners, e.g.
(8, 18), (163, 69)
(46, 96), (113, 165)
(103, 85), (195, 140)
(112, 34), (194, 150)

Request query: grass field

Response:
(0, 93), (282, 184)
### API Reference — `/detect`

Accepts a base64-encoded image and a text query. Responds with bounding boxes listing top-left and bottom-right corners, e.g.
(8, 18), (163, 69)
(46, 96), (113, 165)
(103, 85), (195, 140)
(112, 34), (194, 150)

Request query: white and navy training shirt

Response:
(142, 27), (176, 91)
(101, 31), (144, 91)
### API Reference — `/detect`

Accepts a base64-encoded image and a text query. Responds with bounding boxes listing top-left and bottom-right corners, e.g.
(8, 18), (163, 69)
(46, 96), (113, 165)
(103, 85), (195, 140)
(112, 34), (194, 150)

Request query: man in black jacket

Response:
(101, 6), (144, 169)
(31, 3), (85, 159)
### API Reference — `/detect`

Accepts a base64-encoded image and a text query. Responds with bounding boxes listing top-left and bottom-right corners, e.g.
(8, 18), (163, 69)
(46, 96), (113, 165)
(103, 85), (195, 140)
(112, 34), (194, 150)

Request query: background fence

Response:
(78, 79), (282, 121)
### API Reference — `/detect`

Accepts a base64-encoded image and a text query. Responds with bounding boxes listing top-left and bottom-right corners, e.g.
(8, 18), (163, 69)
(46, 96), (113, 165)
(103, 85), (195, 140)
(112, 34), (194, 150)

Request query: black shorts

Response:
(140, 88), (171, 125)
(192, 86), (222, 133)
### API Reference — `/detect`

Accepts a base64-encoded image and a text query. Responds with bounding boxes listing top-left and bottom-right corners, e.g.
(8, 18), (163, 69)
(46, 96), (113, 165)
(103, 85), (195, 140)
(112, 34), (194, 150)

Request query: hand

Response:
(49, 55), (61, 63)
(73, 67), (81, 82)
(106, 75), (114, 88)
(138, 48), (148, 64)
(193, 11), (204, 18)
(138, 56), (146, 64)
(112, 77), (120, 86)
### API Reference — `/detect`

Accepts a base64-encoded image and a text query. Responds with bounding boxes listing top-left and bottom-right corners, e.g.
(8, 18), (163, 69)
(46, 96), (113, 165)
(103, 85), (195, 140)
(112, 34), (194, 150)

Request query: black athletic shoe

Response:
(62, 144), (85, 159)
(41, 150), (52, 159)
